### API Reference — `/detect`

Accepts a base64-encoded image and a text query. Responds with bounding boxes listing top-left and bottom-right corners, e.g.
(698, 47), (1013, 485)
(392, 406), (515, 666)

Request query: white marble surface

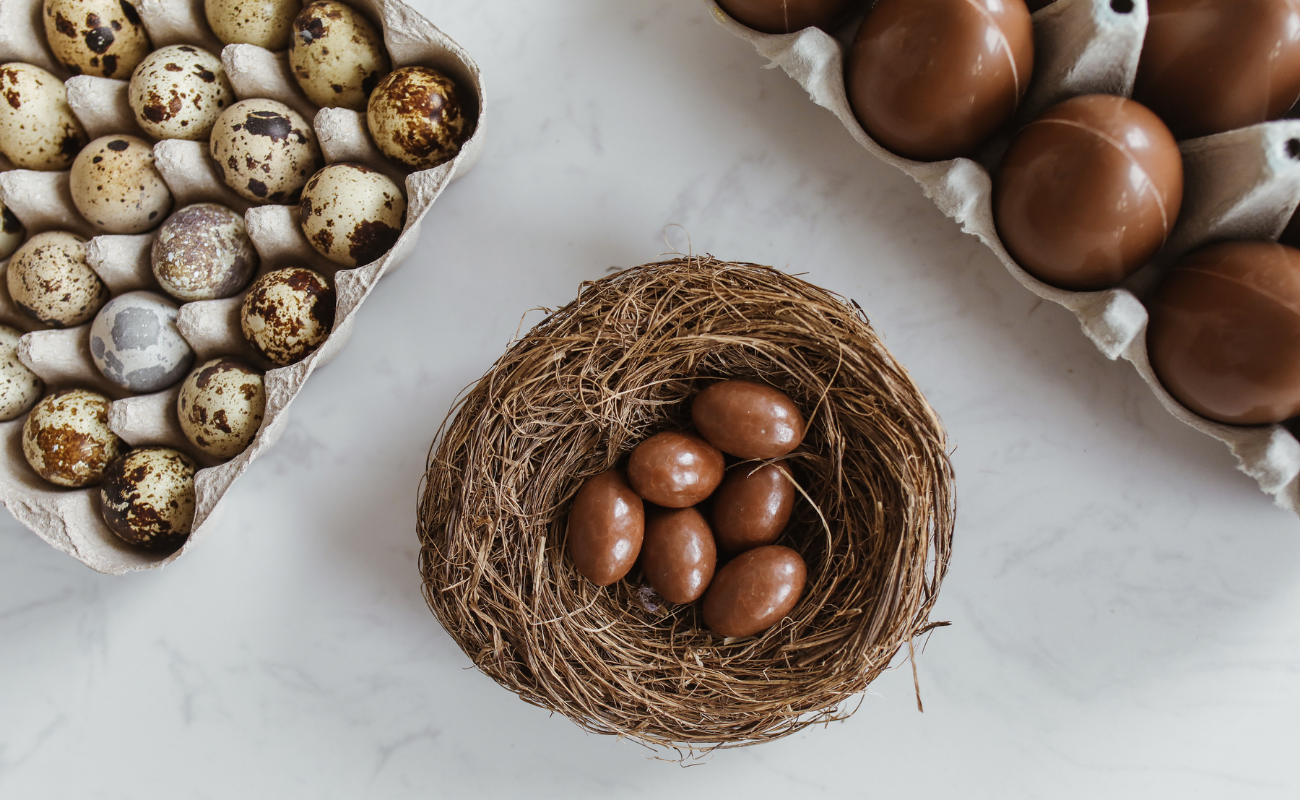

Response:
(3, 1), (1300, 796)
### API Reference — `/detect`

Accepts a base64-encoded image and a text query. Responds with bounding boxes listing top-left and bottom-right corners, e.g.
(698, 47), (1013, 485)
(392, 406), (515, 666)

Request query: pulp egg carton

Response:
(0, 0), (485, 573)
(711, 0), (1300, 515)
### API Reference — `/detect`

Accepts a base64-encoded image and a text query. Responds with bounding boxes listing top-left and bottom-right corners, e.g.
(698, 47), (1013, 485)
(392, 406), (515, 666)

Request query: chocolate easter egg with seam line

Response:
(845, 0), (1033, 162)
(703, 545), (807, 638)
(642, 506), (717, 604)
(994, 94), (1183, 291)
(715, 0), (862, 33)
(710, 463), (795, 553)
(692, 379), (805, 459)
(627, 431), (725, 508)
(566, 469), (644, 586)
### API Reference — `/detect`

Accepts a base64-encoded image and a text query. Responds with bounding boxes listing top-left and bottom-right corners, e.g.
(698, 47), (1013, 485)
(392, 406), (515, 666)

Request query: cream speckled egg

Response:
(177, 357), (265, 458)
(367, 66), (471, 170)
(0, 325), (42, 422)
(152, 203), (258, 301)
(299, 163), (405, 266)
(22, 388), (125, 487)
(240, 267), (334, 365)
(210, 98), (322, 204)
(288, 0), (389, 110)
(43, 0), (151, 79)
(100, 447), (196, 549)
(90, 291), (195, 392)
(128, 44), (234, 141)
(0, 63), (89, 170)
(0, 202), (24, 260)
(205, 0), (301, 50)
(6, 231), (109, 328)
(70, 135), (173, 234)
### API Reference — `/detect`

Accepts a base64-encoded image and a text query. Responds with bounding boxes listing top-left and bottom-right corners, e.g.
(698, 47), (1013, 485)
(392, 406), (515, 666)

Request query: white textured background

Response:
(3, 1), (1299, 797)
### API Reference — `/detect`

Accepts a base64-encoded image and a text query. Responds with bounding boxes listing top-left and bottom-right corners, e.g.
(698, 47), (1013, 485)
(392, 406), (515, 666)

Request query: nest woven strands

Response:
(418, 257), (955, 750)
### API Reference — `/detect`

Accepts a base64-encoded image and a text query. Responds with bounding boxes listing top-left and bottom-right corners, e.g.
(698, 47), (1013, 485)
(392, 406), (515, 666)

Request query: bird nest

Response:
(417, 256), (955, 751)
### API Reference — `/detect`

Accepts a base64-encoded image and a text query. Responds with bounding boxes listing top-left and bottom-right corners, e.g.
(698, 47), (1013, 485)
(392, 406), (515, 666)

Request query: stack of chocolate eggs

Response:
(566, 379), (810, 639)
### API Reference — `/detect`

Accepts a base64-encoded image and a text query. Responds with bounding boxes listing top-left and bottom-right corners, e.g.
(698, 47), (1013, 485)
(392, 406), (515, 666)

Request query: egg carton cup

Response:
(711, 0), (1300, 515)
(0, 0), (486, 573)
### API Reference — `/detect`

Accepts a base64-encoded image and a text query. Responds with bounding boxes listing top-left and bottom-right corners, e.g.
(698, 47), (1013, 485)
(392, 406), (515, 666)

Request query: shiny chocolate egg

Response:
(845, 0), (1033, 162)
(692, 379), (805, 459)
(627, 431), (724, 508)
(1134, 0), (1300, 141)
(715, 0), (862, 34)
(1146, 240), (1300, 425)
(642, 506), (717, 604)
(995, 94), (1183, 291)
(710, 463), (795, 553)
(702, 545), (807, 639)
(566, 469), (644, 586)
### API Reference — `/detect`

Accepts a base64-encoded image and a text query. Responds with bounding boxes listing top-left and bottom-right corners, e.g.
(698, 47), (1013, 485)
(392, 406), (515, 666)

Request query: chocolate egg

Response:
(994, 94), (1183, 291)
(566, 469), (644, 586)
(240, 267), (335, 365)
(692, 379), (805, 459)
(43, 0), (151, 79)
(845, 0), (1033, 162)
(710, 463), (795, 553)
(1134, 0), (1300, 141)
(100, 447), (196, 550)
(0, 63), (88, 171)
(367, 66), (472, 170)
(642, 506), (717, 604)
(7, 231), (108, 328)
(702, 545), (807, 638)
(1146, 240), (1300, 425)
(715, 0), (862, 34)
(22, 388), (125, 487)
(627, 431), (724, 508)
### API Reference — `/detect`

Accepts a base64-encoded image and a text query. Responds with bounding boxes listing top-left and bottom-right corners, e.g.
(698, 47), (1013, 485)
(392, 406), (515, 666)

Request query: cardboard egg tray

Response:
(711, 0), (1300, 515)
(0, 0), (485, 573)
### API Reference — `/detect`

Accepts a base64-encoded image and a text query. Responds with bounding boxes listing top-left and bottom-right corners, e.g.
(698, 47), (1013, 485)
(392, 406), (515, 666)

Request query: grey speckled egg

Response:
(210, 98), (322, 204)
(240, 267), (334, 365)
(0, 63), (89, 171)
(128, 44), (234, 141)
(367, 66), (471, 170)
(288, 0), (389, 110)
(177, 357), (265, 458)
(89, 291), (195, 392)
(299, 163), (405, 266)
(0, 325), (42, 422)
(22, 388), (125, 487)
(0, 201), (25, 260)
(205, 0), (301, 50)
(70, 135), (173, 234)
(152, 203), (258, 301)
(43, 0), (151, 79)
(100, 447), (196, 549)
(6, 231), (109, 328)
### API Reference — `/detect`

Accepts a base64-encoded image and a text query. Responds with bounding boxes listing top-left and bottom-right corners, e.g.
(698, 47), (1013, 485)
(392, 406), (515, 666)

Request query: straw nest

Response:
(418, 256), (955, 751)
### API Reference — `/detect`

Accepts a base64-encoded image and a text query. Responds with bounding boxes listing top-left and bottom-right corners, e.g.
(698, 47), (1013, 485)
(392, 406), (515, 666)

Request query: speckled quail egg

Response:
(240, 267), (334, 365)
(210, 98), (322, 204)
(70, 135), (174, 234)
(89, 291), (195, 392)
(0, 202), (24, 260)
(0, 63), (88, 170)
(177, 357), (265, 458)
(367, 66), (471, 170)
(0, 325), (42, 422)
(100, 446), (196, 549)
(299, 163), (405, 266)
(288, 0), (389, 110)
(6, 231), (109, 328)
(152, 203), (258, 301)
(22, 388), (125, 487)
(128, 44), (234, 141)
(43, 0), (151, 79)
(205, 0), (301, 50)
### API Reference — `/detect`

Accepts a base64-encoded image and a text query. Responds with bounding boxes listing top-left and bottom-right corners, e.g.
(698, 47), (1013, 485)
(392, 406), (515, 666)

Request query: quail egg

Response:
(299, 163), (405, 266)
(0, 62), (88, 170)
(89, 291), (195, 393)
(205, 0), (301, 50)
(210, 98), (322, 204)
(367, 66), (471, 170)
(288, 0), (389, 110)
(22, 388), (125, 487)
(240, 267), (334, 365)
(6, 231), (109, 328)
(152, 203), (258, 301)
(43, 0), (151, 79)
(0, 325), (42, 422)
(0, 201), (24, 260)
(128, 44), (234, 141)
(177, 357), (265, 458)
(70, 135), (174, 234)
(100, 446), (196, 549)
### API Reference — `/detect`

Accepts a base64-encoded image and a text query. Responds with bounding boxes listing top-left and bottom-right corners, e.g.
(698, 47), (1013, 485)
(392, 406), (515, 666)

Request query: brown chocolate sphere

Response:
(626, 431), (724, 509)
(845, 0), (1033, 162)
(566, 469), (644, 586)
(715, 0), (861, 34)
(702, 545), (806, 639)
(641, 506), (717, 604)
(994, 94), (1183, 291)
(1146, 241), (1300, 426)
(1134, 0), (1300, 141)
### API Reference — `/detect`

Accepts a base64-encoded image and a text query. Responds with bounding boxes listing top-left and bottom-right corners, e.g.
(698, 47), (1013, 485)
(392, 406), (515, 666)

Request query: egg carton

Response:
(711, 0), (1300, 515)
(0, 0), (486, 573)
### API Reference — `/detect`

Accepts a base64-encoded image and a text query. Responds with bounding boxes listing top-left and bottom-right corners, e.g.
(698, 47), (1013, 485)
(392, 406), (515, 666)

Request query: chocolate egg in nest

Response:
(418, 257), (955, 751)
